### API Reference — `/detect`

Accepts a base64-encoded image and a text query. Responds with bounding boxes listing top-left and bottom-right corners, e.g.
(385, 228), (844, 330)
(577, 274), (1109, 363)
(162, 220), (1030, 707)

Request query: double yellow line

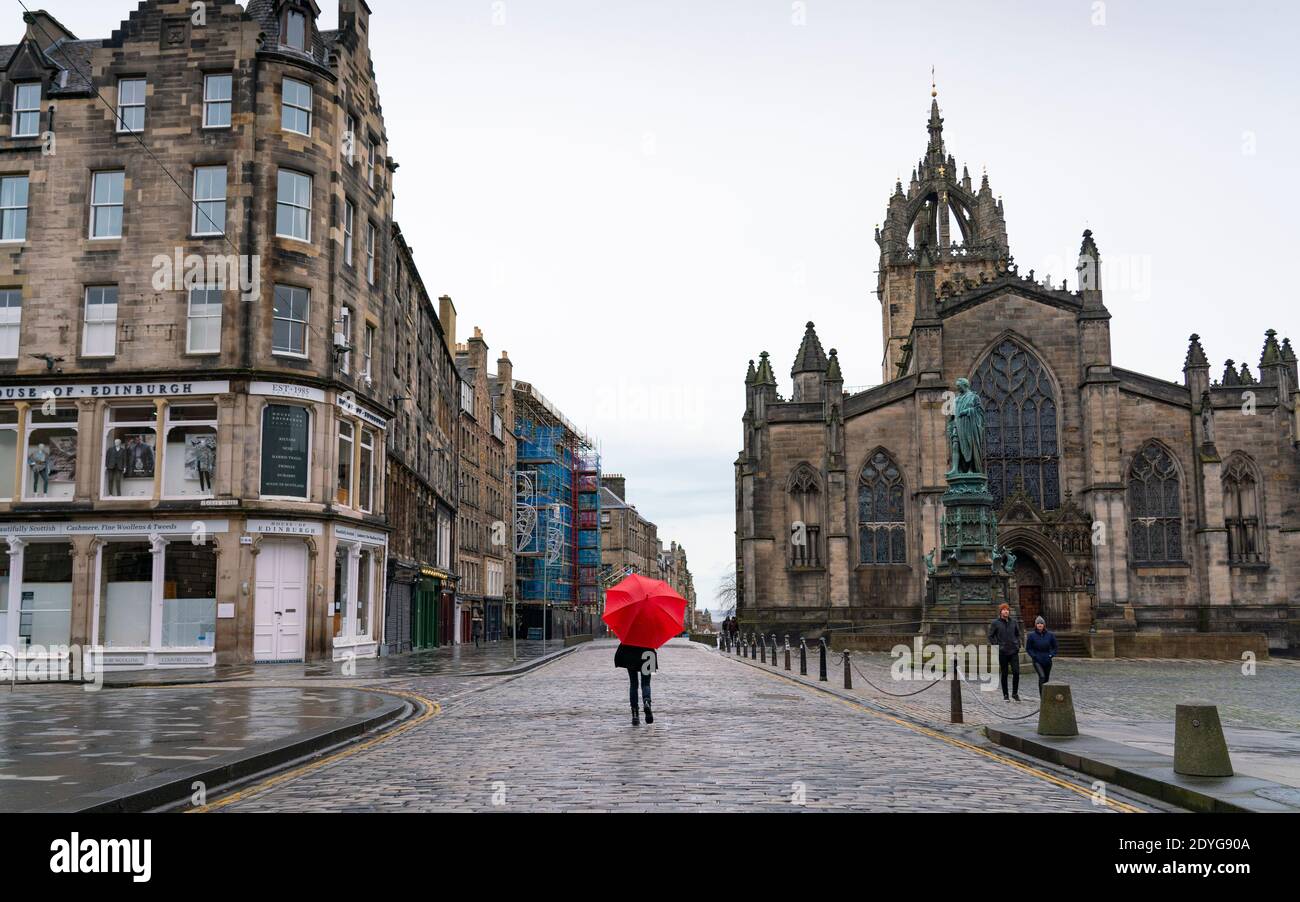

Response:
(745, 658), (1144, 813)
(189, 688), (440, 813)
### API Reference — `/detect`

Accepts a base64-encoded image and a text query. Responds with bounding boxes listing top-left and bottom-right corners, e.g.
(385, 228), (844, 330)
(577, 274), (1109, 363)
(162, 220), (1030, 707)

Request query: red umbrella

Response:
(603, 573), (687, 649)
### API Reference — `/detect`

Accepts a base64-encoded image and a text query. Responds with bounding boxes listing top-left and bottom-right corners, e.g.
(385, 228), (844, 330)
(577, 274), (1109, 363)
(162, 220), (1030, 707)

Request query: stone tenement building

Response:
(381, 232), (458, 654)
(736, 94), (1299, 653)
(599, 473), (660, 580)
(454, 325), (513, 642)
(0, 0), (428, 668)
(601, 474), (696, 625)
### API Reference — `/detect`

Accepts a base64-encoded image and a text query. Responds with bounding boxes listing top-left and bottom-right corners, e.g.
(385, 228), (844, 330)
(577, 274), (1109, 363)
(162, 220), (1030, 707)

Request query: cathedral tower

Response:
(875, 84), (1009, 382)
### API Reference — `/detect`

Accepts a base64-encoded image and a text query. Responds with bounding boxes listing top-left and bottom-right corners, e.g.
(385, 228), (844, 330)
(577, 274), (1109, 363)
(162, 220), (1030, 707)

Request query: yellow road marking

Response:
(189, 688), (440, 812)
(738, 656), (1143, 813)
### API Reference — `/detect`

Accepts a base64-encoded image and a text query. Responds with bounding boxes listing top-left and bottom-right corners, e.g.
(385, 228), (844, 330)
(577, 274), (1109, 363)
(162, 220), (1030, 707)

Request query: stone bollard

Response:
(799, 639), (807, 675)
(784, 635), (791, 671)
(843, 650), (852, 689)
(1174, 702), (1233, 777)
(818, 638), (828, 682)
(1037, 683), (1079, 737)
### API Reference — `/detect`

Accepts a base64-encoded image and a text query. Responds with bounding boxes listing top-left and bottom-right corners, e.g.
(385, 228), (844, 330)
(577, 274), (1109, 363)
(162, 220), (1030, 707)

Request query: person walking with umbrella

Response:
(603, 573), (687, 727)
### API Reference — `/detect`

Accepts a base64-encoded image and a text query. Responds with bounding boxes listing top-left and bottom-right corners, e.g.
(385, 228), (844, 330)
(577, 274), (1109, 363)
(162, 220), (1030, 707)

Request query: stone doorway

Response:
(1011, 553), (1044, 627)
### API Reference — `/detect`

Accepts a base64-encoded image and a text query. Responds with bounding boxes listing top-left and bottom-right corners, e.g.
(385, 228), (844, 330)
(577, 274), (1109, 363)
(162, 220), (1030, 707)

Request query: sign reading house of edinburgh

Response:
(0, 520), (230, 537)
(246, 519), (324, 536)
(0, 381), (230, 400)
(260, 404), (311, 497)
(336, 393), (387, 429)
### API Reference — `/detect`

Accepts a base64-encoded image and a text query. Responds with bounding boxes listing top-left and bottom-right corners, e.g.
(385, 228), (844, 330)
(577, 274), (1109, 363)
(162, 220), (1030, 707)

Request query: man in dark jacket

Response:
(1025, 615), (1058, 694)
(987, 604), (1022, 701)
(614, 643), (658, 725)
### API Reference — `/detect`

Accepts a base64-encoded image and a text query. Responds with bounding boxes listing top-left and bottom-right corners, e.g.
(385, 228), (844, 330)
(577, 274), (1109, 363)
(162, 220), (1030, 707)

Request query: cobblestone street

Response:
(217, 641), (1146, 813)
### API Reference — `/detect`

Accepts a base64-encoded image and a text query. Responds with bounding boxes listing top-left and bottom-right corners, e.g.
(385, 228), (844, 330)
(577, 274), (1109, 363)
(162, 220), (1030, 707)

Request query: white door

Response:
(254, 540), (308, 662)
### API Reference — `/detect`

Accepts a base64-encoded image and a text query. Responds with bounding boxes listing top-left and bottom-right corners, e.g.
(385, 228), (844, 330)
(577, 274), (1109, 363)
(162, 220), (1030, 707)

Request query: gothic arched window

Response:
(788, 465), (821, 568)
(1128, 442), (1184, 564)
(971, 339), (1060, 511)
(1223, 454), (1264, 565)
(858, 450), (906, 564)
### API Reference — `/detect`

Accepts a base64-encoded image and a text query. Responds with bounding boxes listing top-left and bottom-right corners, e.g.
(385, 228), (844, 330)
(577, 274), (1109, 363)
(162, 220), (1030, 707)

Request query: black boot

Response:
(643, 702), (654, 724)
(631, 704), (640, 726)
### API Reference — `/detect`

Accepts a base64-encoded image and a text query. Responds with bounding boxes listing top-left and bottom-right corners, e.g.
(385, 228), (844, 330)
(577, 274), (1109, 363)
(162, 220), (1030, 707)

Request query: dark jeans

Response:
(998, 650), (1020, 697)
(1033, 658), (1052, 692)
(627, 670), (652, 707)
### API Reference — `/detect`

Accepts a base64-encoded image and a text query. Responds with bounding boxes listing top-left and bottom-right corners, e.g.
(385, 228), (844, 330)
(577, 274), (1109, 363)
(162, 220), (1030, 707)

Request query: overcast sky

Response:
(38, 1), (1299, 615)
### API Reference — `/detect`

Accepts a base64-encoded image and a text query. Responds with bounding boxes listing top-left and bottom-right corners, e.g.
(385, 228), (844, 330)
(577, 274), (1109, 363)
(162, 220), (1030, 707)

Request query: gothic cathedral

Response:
(735, 95), (1299, 653)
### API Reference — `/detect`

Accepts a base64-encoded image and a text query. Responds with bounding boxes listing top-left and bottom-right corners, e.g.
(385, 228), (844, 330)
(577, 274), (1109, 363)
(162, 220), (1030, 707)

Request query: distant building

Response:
(454, 325), (514, 643)
(513, 380), (600, 638)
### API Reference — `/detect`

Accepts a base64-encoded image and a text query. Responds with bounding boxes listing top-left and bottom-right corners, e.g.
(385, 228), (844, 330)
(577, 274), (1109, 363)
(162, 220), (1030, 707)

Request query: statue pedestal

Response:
(924, 472), (1012, 644)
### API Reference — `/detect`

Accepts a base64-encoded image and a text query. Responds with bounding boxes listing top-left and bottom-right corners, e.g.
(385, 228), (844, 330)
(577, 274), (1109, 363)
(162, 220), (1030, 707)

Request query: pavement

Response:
(763, 646), (1300, 788)
(0, 684), (402, 812)
(101, 639), (570, 686)
(212, 640), (1155, 812)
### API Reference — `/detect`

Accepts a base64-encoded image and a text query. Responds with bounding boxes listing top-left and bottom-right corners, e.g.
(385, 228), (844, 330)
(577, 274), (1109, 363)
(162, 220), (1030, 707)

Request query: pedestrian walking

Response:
(1025, 615), (1058, 694)
(603, 573), (687, 727)
(987, 603), (1022, 701)
(615, 642), (658, 725)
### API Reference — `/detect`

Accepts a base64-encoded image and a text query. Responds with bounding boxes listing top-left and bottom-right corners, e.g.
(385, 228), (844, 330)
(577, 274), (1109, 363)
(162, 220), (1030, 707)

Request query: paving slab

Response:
(984, 722), (1300, 813)
(0, 685), (404, 812)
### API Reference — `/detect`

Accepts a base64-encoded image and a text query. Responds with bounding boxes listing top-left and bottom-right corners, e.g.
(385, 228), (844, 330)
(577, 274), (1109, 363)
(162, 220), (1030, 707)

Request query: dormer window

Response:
(284, 9), (308, 51)
(12, 83), (41, 138)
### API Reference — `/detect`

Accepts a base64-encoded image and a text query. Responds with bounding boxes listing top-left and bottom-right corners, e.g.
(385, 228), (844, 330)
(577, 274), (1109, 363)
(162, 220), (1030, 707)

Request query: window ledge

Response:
(1229, 561), (1270, 571)
(854, 563), (913, 572)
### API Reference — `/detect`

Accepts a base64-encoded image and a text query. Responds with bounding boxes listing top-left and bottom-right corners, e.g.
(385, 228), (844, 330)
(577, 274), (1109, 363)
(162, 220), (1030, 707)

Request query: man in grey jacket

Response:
(987, 603), (1022, 701)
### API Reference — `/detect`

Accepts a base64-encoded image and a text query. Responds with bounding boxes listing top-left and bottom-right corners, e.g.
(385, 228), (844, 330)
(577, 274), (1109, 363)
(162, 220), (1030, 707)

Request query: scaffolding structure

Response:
(513, 381), (600, 633)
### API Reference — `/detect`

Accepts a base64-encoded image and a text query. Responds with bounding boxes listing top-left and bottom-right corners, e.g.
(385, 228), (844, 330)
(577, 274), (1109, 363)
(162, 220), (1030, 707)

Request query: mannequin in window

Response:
(128, 434), (155, 478)
(28, 442), (51, 495)
(192, 435), (216, 492)
(105, 438), (129, 495)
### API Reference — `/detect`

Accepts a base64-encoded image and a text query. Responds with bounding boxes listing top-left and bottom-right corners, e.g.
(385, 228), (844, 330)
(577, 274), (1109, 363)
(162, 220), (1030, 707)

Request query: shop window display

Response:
(25, 408), (77, 501)
(103, 406), (158, 499)
(97, 541), (153, 647)
(162, 543), (217, 648)
(163, 403), (218, 498)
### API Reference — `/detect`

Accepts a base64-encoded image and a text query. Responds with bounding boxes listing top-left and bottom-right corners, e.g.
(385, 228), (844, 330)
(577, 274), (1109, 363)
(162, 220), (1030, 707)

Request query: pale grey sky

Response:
(30, 1), (1299, 614)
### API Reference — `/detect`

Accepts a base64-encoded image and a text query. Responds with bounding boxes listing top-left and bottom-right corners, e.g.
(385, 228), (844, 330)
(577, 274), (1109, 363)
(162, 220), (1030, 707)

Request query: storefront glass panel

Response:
(162, 544), (217, 648)
(98, 542), (153, 647)
(25, 409), (77, 501)
(21, 542), (72, 646)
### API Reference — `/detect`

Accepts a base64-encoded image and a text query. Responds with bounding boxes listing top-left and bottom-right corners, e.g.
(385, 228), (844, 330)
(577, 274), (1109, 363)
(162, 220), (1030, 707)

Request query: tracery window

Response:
(971, 339), (1060, 511)
(788, 465), (821, 568)
(1223, 454), (1264, 565)
(1128, 442), (1184, 564)
(858, 450), (906, 564)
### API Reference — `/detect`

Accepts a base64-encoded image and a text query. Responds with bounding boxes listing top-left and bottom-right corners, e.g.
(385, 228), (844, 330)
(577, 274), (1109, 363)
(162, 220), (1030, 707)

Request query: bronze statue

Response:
(946, 377), (986, 477)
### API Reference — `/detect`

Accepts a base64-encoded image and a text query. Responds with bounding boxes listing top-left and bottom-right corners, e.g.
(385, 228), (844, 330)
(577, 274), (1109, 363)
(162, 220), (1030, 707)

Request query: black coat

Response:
(614, 644), (658, 672)
(987, 616), (1022, 654)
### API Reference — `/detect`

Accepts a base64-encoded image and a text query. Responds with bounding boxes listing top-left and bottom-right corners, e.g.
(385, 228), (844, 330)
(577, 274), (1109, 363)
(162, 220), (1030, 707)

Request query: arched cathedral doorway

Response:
(1010, 553), (1044, 627)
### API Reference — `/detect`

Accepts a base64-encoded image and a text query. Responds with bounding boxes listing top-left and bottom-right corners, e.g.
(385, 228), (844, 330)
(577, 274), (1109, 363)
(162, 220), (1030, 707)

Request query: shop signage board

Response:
(260, 404), (311, 497)
(0, 381), (229, 400)
(0, 520), (230, 537)
(245, 519), (324, 537)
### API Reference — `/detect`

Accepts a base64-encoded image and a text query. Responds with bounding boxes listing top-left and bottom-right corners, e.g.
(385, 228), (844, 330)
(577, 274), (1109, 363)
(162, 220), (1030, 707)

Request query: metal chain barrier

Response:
(956, 675), (1040, 720)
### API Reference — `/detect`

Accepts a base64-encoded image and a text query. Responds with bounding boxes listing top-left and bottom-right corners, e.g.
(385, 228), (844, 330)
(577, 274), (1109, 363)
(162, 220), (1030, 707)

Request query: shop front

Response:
(0, 518), (228, 669)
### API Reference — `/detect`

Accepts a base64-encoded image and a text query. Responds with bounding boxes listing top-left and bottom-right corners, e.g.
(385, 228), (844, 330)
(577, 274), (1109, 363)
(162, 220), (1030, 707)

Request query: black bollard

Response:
(751, 634), (757, 660)
(760, 637), (766, 664)
(843, 650), (853, 689)
(784, 634), (791, 671)
(950, 651), (963, 724)
(770, 634), (778, 667)
(799, 639), (807, 675)
(818, 638), (828, 682)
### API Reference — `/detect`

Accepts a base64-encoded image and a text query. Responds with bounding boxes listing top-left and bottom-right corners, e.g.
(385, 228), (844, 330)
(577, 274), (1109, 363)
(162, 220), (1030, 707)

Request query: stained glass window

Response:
(971, 339), (1060, 511)
(1128, 442), (1184, 564)
(858, 450), (906, 564)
